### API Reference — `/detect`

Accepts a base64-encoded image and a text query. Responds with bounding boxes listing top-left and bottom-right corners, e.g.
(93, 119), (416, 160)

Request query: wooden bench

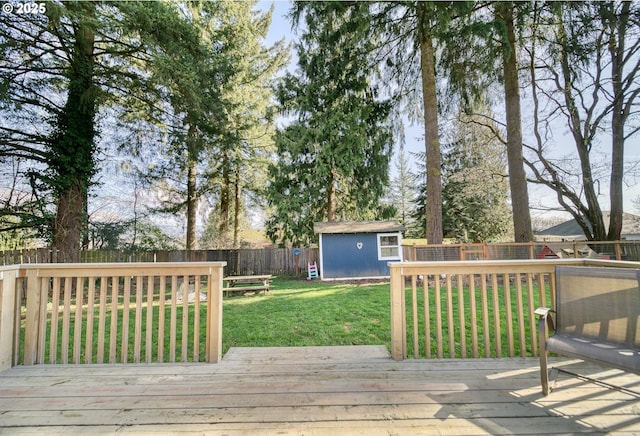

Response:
(223, 275), (272, 296)
(536, 266), (640, 395)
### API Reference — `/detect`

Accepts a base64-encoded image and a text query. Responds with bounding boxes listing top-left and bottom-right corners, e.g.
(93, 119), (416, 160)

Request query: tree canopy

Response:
(1, 1), (639, 253)
(265, 2), (393, 246)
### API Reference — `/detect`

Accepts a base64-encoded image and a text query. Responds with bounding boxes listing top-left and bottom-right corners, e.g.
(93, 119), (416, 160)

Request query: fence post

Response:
(206, 263), (225, 363)
(615, 241), (622, 260)
(0, 268), (17, 370)
(389, 263), (406, 361)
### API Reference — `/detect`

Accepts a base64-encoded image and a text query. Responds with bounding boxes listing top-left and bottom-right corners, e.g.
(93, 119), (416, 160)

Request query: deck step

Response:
(222, 345), (391, 364)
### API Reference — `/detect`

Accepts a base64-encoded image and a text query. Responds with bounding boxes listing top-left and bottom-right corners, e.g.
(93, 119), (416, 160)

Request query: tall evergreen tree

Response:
(370, 1), (464, 245)
(0, 1), (202, 259)
(417, 2), (445, 245)
(148, 1), (223, 251)
(495, 1), (533, 242)
(203, 1), (288, 249)
(132, 1), (286, 250)
(384, 146), (419, 236)
(266, 2), (393, 246)
(437, 1), (534, 242)
(440, 106), (511, 242)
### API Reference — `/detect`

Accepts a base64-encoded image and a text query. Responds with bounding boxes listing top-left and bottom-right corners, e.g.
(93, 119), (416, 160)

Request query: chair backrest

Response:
(555, 266), (640, 348)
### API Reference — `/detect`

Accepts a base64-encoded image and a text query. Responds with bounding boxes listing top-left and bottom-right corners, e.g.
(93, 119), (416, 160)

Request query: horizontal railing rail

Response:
(388, 259), (640, 361)
(0, 262), (225, 370)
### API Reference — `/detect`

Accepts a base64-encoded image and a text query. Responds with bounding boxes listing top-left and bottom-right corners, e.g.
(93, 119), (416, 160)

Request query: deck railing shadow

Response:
(0, 262), (225, 370)
(525, 362), (640, 433)
(432, 359), (640, 434)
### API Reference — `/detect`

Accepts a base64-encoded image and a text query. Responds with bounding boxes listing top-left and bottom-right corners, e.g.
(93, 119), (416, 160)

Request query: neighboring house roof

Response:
(314, 221), (405, 234)
(536, 212), (640, 240)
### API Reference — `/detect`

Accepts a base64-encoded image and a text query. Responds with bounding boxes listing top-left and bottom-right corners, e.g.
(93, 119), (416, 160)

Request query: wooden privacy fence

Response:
(0, 248), (319, 276)
(4, 242), (639, 273)
(402, 240), (640, 262)
(0, 262), (226, 370)
(388, 258), (640, 361)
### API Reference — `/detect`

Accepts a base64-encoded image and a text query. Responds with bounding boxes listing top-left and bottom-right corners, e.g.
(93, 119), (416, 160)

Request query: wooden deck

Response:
(1, 346), (639, 435)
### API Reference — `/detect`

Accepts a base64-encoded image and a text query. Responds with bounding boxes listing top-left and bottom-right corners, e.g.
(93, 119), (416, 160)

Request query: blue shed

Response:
(314, 221), (405, 280)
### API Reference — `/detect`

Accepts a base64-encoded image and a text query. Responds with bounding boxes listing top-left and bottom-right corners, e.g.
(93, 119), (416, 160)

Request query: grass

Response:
(222, 277), (391, 355)
(29, 277), (392, 363)
(224, 276), (548, 358)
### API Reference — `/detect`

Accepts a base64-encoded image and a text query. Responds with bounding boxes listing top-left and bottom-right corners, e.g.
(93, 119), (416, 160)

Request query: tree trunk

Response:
(609, 99), (624, 241)
(186, 160), (197, 250)
(50, 3), (96, 262)
(417, 3), (443, 245)
(497, 2), (533, 242)
(52, 184), (85, 262)
(186, 120), (198, 250)
(606, 2), (629, 241)
(555, 8), (605, 241)
(233, 167), (241, 248)
(327, 169), (337, 221)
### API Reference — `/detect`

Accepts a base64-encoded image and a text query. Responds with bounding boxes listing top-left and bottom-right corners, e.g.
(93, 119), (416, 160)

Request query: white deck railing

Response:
(388, 259), (640, 361)
(0, 262), (226, 370)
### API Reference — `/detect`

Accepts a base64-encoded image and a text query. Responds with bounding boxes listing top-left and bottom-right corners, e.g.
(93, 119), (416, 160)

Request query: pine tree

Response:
(203, 1), (288, 249)
(496, 2), (533, 242)
(132, 1), (286, 250)
(0, 1), (200, 260)
(440, 106), (511, 242)
(437, 1), (534, 242)
(265, 2), (393, 246)
(384, 147), (419, 237)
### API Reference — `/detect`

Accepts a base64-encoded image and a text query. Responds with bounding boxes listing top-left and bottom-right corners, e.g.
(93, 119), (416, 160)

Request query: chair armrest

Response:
(535, 307), (556, 334)
(536, 307), (556, 395)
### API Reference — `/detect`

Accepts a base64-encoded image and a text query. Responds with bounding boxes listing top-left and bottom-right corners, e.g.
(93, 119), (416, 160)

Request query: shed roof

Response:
(314, 220), (405, 234)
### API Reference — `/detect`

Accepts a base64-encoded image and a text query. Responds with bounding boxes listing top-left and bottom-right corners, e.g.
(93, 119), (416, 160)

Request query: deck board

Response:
(1, 346), (639, 435)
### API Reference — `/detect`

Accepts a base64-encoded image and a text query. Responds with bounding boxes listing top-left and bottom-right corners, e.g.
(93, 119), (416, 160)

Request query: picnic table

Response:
(223, 274), (272, 296)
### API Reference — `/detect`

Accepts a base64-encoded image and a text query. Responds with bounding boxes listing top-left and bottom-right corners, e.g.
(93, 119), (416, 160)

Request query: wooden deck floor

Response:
(1, 346), (640, 435)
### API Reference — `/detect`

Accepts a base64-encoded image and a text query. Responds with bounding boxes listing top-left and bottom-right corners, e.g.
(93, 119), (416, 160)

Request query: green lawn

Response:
(222, 277), (391, 355)
(224, 275), (548, 358)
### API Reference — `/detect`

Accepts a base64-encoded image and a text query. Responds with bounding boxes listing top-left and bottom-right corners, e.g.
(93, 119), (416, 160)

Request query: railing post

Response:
(389, 263), (406, 360)
(206, 263), (225, 363)
(0, 268), (17, 370)
(23, 268), (41, 365)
